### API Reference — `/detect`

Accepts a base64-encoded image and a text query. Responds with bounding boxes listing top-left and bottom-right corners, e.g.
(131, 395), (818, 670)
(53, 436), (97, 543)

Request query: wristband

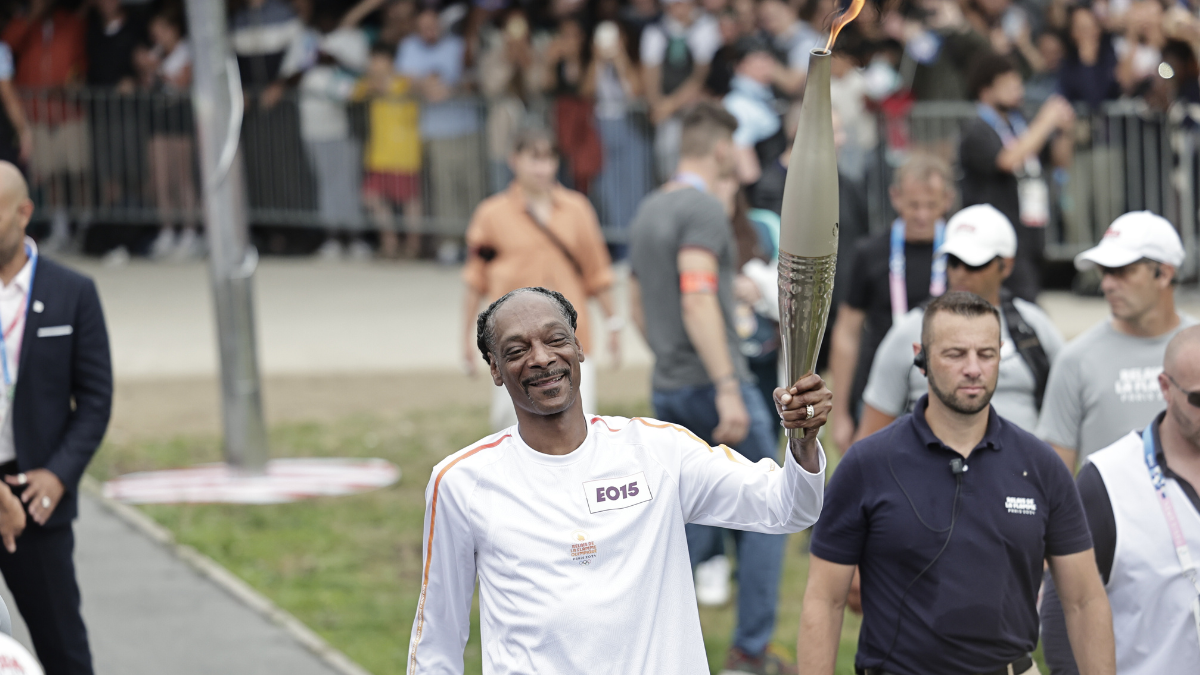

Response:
(680, 270), (718, 294)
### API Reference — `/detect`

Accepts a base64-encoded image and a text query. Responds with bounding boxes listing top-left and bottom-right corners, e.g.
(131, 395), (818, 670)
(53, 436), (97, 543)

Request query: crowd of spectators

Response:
(0, 0), (1196, 262)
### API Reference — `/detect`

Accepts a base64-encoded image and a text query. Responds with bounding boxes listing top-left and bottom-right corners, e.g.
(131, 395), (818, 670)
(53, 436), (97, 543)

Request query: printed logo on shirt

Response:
(1114, 367), (1164, 403)
(1005, 496), (1037, 515)
(569, 529), (598, 566)
(582, 472), (654, 514)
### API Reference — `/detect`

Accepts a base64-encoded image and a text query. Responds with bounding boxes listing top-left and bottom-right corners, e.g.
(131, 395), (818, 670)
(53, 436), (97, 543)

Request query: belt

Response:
(857, 655), (1033, 675)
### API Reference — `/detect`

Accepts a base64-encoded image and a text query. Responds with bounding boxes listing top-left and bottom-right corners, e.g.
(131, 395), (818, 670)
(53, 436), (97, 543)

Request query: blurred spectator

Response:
(354, 45), (422, 259)
(1060, 5), (1121, 109)
(722, 36), (783, 187)
(1059, 4), (1122, 248)
(1115, 0), (1165, 95)
(959, 53), (1074, 302)
(461, 128), (618, 430)
(549, 18), (602, 195)
(829, 49), (873, 180)
(143, 8), (200, 262)
(758, 0), (826, 95)
(1023, 29), (1065, 108)
(883, 0), (989, 102)
(478, 10), (547, 195)
(829, 153), (953, 451)
(701, 6), (743, 98)
(281, 1), (370, 260)
(397, 7), (484, 260)
(857, 204), (1063, 437)
(231, 0), (309, 224)
(376, 0), (418, 50)
(0, 42), (30, 171)
(619, 0), (661, 39)
(640, 0), (721, 182)
(583, 19), (649, 259)
(231, 0), (305, 91)
(86, 0), (144, 211)
(3, 0), (89, 253)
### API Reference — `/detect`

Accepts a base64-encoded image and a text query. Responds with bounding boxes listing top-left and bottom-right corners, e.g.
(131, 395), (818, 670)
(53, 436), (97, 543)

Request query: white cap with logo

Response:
(1074, 211), (1185, 271)
(937, 204), (1018, 266)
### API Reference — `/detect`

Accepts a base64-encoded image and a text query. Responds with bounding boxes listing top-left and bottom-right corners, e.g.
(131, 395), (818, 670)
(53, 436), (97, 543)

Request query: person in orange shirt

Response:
(462, 127), (622, 431)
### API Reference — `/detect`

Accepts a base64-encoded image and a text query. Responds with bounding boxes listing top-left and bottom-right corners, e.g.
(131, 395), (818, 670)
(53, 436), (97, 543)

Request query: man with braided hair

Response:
(406, 286), (830, 674)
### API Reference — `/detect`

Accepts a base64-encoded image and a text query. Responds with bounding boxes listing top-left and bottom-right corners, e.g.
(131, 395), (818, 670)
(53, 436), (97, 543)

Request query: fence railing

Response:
(13, 87), (1200, 277)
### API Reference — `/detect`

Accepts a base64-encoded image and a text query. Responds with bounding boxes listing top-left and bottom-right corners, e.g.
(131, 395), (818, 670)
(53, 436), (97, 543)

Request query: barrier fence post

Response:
(185, 0), (269, 473)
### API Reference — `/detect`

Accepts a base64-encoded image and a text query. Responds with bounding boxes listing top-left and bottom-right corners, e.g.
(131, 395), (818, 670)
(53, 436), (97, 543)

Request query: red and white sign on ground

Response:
(102, 458), (400, 505)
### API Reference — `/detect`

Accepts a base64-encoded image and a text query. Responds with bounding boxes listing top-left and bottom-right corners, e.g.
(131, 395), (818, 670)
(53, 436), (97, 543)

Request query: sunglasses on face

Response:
(1166, 373), (1200, 408)
(946, 255), (998, 273)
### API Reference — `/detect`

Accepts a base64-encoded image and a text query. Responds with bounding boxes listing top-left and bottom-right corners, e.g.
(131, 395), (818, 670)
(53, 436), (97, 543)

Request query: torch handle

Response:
(777, 250), (838, 440)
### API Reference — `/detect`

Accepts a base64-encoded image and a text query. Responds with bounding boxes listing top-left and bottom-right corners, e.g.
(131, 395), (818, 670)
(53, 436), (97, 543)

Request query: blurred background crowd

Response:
(0, 0), (1197, 281)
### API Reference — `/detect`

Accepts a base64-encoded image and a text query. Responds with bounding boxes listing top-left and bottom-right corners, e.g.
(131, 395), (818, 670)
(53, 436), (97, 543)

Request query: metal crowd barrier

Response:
(12, 87), (1200, 276)
(862, 99), (1198, 278)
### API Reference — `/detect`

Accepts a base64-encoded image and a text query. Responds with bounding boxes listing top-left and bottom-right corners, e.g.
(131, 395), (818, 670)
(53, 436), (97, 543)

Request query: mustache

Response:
(522, 368), (571, 388)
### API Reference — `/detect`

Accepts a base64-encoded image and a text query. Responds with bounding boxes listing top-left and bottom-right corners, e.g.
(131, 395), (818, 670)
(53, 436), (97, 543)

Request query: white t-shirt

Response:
(862, 298), (1064, 432)
(639, 13), (721, 67)
(407, 415), (826, 674)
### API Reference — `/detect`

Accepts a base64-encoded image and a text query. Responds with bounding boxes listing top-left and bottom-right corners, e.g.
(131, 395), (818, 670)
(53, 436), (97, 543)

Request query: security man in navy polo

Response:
(796, 292), (1115, 675)
(0, 161), (112, 675)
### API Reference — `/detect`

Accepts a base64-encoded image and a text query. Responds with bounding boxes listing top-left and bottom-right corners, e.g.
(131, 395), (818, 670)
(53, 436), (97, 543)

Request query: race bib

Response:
(583, 472), (653, 514)
(1018, 178), (1049, 228)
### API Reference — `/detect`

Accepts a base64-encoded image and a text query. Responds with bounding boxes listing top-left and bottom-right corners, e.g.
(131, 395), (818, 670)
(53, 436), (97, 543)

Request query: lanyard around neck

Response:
(977, 104), (1042, 177)
(888, 219), (946, 323)
(0, 243), (37, 388)
(1141, 422), (1200, 646)
(672, 172), (708, 193)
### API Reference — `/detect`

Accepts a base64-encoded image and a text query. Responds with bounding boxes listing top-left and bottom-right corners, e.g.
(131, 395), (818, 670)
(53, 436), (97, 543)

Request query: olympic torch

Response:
(777, 48), (838, 439)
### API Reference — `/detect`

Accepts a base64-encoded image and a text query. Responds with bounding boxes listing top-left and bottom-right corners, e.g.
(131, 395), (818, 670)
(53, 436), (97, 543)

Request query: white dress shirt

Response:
(0, 237), (37, 464)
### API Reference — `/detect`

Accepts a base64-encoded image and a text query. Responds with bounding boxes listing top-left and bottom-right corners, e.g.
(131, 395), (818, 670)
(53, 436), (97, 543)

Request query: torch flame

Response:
(824, 0), (866, 52)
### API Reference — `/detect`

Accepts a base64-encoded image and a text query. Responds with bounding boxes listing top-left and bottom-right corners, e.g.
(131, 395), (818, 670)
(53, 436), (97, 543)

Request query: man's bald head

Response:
(0, 162), (29, 206)
(1165, 325), (1200, 375)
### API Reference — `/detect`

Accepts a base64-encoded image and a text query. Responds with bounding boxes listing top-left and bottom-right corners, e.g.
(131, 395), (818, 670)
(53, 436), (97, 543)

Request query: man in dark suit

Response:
(0, 161), (111, 675)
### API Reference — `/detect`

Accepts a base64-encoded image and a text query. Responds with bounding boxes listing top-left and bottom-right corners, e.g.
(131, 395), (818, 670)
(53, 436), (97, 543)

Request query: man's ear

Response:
(999, 257), (1015, 280)
(488, 355), (504, 387)
(1158, 263), (1176, 287)
(575, 334), (585, 363)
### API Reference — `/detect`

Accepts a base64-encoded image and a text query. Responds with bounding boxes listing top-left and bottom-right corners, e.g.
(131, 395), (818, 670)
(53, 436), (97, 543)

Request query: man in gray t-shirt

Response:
(628, 102), (798, 674)
(1036, 211), (1194, 468)
(858, 205), (1063, 437)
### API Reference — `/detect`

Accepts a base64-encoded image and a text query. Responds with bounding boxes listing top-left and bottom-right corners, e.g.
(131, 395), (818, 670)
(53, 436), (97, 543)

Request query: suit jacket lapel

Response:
(17, 261), (44, 374)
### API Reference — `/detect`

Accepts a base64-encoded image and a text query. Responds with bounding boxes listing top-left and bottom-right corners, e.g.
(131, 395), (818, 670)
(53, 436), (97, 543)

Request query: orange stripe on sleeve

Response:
(408, 434), (509, 674)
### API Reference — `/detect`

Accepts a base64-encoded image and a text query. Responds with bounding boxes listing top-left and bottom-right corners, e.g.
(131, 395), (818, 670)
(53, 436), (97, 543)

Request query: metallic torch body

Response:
(778, 50), (839, 439)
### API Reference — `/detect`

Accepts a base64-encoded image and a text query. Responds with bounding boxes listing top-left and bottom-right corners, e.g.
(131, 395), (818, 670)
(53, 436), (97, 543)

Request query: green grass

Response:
(88, 404), (863, 674)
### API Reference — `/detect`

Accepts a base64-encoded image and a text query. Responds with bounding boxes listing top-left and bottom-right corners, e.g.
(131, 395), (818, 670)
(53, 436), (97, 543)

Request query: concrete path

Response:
(0, 492), (345, 675)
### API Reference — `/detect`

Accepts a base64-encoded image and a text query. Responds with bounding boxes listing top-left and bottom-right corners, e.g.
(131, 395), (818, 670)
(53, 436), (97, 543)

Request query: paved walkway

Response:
(0, 492), (343, 674)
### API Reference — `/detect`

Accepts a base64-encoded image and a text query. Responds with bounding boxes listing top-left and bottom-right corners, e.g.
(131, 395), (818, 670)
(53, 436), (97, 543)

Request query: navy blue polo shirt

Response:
(811, 395), (1092, 675)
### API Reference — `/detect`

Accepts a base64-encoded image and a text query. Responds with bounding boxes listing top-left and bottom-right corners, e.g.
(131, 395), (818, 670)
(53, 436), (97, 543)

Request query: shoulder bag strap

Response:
(1000, 290), (1051, 410)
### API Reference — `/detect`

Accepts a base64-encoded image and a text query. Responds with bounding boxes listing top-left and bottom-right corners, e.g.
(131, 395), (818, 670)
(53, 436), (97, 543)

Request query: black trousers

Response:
(0, 524), (93, 675)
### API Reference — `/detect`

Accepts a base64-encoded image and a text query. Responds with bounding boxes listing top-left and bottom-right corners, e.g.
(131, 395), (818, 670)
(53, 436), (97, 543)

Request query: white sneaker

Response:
(347, 238), (373, 260)
(316, 238), (344, 261)
(102, 246), (130, 267)
(150, 228), (177, 260)
(170, 228), (204, 261)
(694, 555), (731, 607)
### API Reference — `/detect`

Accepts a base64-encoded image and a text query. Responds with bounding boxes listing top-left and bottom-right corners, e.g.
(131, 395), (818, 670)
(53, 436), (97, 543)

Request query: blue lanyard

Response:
(976, 103), (1027, 144)
(672, 172), (708, 193)
(888, 219), (945, 322)
(0, 242), (37, 388)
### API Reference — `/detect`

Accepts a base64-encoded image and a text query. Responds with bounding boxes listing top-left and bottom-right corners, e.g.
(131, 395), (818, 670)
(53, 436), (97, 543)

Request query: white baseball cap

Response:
(0, 634), (43, 675)
(1074, 211), (1185, 271)
(937, 204), (1018, 266)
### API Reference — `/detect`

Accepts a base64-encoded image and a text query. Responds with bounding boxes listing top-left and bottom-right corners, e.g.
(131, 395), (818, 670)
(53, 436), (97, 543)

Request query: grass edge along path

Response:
(88, 403), (861, 674)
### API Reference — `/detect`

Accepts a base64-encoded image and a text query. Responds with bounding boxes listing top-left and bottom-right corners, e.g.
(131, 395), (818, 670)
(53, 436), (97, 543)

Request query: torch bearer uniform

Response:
(405, 414), (826, 674)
